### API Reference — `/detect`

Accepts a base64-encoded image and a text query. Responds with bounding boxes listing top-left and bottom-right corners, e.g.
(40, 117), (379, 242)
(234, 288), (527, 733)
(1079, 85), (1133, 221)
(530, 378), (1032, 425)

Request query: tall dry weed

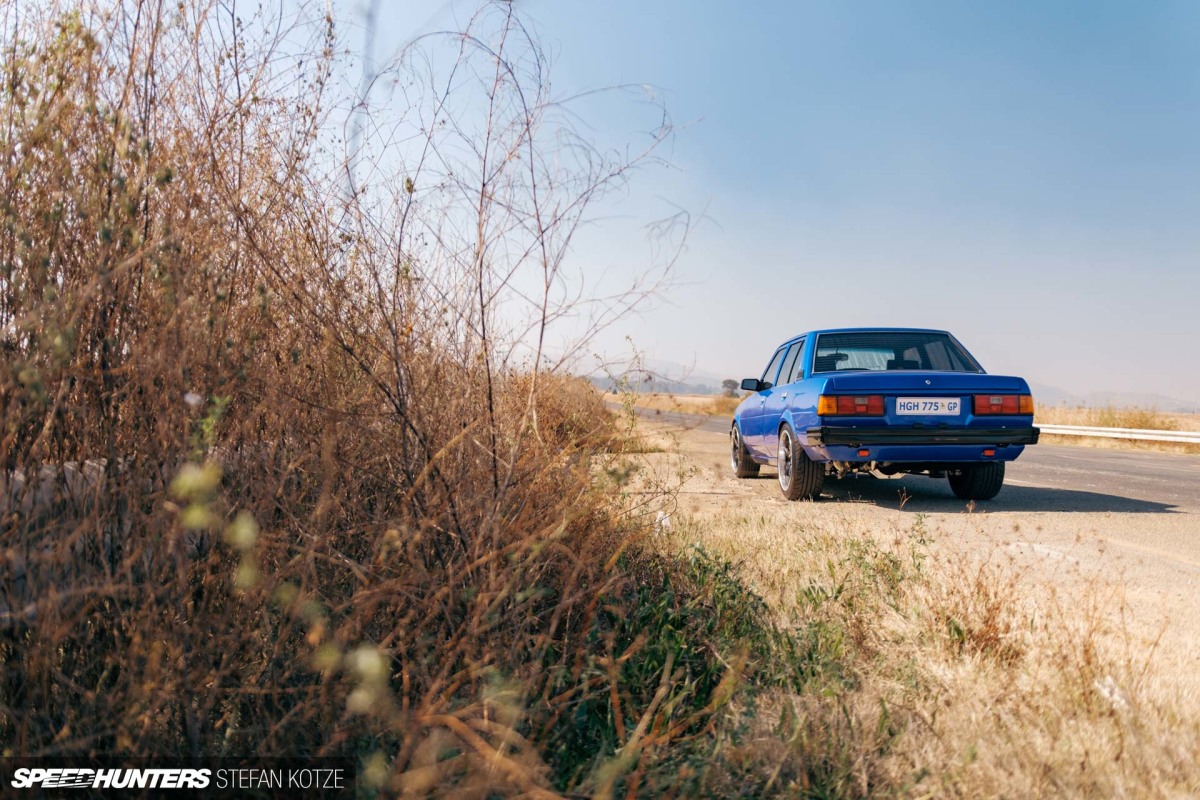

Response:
(0, 3), (763, 797)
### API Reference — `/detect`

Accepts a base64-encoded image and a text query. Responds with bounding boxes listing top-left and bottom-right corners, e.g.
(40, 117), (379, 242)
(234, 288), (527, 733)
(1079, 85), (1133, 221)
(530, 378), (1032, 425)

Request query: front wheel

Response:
(777, 425), (825, 501)
(947, 463), (1005, 501)
(730, 424), (760, 478)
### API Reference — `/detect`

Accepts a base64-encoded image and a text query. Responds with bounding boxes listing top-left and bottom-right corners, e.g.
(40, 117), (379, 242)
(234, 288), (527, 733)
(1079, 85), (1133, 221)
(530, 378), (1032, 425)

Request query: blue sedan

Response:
(730, 328), (1039, 501)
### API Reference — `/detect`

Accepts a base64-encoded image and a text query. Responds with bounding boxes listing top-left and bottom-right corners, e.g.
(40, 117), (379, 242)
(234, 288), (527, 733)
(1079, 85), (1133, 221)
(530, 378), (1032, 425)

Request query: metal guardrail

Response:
(1037, 424), (1200, 444)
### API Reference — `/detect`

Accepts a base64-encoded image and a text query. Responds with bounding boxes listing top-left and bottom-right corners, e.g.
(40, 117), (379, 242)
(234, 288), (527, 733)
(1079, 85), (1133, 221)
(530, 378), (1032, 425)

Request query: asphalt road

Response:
(634, 407), (1200, 514)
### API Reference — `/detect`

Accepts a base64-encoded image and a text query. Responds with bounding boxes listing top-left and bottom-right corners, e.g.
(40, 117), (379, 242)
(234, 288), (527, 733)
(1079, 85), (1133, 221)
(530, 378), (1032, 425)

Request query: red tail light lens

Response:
(973, 394), (1032, 415)
(826, 394), (885, 416)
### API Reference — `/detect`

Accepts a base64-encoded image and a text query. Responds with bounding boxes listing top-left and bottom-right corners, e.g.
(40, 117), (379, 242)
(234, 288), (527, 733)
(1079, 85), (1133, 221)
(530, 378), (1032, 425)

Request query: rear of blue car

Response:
(730, 328), (1039, 501)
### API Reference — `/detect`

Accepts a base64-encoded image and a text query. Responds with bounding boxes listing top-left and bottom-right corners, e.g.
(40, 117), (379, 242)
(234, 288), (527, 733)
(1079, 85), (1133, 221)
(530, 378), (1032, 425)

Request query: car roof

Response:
(778, 327), (951, 347)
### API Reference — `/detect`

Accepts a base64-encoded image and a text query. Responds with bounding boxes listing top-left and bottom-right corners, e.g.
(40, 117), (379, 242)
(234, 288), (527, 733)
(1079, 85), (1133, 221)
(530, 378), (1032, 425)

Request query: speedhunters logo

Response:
(11, 768), (210, 789)
(1, 759), (354, 798)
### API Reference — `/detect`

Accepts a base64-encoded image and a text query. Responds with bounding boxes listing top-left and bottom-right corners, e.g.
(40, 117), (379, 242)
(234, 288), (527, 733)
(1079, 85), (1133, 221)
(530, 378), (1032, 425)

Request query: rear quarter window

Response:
(761, 348), (787, 385)
(778, 342), (803, 385)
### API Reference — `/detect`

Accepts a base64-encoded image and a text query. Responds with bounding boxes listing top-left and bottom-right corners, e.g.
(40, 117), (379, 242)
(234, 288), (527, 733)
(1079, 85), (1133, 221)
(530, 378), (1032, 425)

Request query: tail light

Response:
(818, 394), (885, 416)
(973, 394), (1034, 415)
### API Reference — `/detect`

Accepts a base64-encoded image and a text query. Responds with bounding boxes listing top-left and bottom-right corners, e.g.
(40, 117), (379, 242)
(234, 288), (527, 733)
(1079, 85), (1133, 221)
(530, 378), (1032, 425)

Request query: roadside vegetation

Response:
(0, 2), (781, 795)
(1034, 404), (1194, 432)
(604, 391), (743, 419)
(1035, 406), (1200, 454)
(632, 429), (1200, 797)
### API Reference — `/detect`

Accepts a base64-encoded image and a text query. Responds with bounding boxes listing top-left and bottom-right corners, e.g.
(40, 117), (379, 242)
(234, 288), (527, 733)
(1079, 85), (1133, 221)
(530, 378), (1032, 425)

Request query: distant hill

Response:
(587, 355), (727, 395)
(586, 375), (722, 396)
(1029, 383), (1199, 413)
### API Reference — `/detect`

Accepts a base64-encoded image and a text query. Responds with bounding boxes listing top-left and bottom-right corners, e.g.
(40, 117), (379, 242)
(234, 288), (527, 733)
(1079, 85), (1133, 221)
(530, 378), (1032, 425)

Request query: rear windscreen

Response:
(812, 331), (983, 374)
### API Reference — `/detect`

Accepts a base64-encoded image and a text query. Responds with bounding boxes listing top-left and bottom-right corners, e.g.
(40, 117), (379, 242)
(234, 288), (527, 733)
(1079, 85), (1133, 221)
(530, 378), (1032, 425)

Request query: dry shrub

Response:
(704, 395), (741, 417)
(926, 553), (1026, 665)
(502, 373), (621, 453)
(0, 3), (776, 797)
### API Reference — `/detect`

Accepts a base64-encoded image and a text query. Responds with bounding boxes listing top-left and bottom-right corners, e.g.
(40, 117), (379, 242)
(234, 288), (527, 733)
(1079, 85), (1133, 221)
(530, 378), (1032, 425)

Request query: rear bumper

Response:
(806, 426), (1040, 446)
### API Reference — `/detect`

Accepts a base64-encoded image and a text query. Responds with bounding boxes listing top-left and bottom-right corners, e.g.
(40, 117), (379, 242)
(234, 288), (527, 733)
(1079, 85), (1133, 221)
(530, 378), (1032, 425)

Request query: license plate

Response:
(895, 397), (961, 416)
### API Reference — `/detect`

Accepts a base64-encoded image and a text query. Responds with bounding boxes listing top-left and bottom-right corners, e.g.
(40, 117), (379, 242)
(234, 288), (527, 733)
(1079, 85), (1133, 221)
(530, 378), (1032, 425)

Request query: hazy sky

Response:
(369, 1), (1200, 402)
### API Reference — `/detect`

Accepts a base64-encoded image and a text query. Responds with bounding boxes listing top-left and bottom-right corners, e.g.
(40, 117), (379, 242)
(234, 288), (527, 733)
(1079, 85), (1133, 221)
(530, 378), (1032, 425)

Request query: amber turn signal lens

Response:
(817, 395), (838, 415)
(1019, 394), (1035, 415)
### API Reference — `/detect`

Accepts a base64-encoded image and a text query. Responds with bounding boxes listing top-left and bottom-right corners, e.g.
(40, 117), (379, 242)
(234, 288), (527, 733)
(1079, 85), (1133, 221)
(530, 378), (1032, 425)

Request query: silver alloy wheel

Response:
(778, 429), (792, 491)
(730, 429), (741, 471)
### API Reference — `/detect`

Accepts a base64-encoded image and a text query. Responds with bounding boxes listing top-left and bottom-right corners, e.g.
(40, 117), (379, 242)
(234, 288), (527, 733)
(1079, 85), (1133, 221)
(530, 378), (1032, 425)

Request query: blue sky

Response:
(366, 1), (1200, 402)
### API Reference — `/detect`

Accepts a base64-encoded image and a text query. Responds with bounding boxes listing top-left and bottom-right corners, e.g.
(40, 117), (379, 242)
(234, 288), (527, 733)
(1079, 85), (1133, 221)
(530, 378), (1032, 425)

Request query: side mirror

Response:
(741, 378), (764, 392)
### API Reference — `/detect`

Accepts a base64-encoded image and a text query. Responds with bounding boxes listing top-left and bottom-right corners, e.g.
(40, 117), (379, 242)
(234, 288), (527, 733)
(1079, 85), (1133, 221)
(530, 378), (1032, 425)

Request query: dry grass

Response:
(1036, 433), (1200, 456)
(622, 421), (1200, 796)
(1035, 406), (1200, 454)
(1035, 405), (1198, 432)
(604, 392), (742, 418)
(650, 506), (1200, 798)
(0, 4), (791, 796)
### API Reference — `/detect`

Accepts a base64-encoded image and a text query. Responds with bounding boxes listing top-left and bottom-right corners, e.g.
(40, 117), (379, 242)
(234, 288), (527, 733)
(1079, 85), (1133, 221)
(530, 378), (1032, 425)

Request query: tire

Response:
(777, 424), (825, 501)
(730, 424), (760, 478)
(947, 462), (1005, 501)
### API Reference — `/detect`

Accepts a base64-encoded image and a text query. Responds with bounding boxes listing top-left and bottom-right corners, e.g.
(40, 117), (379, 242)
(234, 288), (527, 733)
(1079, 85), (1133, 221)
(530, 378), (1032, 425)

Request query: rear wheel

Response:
(777, 424), (825, 501)
(948, 463), (1005, 501)
(730, 425), (760, 478)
